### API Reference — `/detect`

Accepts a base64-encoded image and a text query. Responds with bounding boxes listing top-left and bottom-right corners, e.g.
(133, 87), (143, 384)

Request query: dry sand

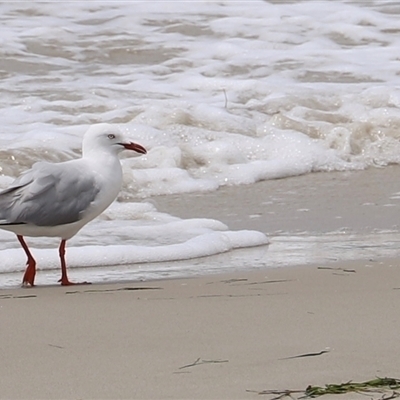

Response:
(1, 167), (400, 399)
(1, 262), (400, 399)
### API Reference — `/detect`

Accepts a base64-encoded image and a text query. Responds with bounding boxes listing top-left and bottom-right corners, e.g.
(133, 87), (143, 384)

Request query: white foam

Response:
(1, 231), (268, 273)
(0, 201), (269, 277)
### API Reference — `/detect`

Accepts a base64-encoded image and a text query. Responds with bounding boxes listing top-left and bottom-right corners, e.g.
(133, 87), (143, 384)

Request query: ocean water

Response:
(1, 1), (400, 287)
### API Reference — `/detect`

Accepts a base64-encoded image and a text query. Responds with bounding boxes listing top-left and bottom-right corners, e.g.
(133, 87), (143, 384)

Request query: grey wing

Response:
(0, 162), (100, 226)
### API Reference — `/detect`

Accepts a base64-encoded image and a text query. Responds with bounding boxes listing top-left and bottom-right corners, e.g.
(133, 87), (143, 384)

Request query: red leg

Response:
(17, 235), (36, 287)
(58, 240), (90, 286)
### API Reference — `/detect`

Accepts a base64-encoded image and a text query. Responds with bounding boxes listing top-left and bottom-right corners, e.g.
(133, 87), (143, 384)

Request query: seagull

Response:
(0, 123), (147, 287)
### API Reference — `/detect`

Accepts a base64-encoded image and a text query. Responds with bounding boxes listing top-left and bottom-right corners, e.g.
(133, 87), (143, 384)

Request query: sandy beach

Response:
(2, 167), (400, 399)
(1, 262), (400, 399)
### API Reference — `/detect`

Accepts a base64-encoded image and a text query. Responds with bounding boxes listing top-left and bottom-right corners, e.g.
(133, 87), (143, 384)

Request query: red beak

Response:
(121, 142), (147, 154)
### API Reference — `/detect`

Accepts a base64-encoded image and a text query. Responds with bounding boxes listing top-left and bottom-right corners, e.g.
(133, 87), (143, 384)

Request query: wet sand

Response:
(153, 165), (400, 235)
(1, 166), (400, 399)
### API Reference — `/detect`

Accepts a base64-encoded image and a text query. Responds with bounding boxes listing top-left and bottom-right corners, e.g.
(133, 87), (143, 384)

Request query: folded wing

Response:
(0, 162), (100, 226)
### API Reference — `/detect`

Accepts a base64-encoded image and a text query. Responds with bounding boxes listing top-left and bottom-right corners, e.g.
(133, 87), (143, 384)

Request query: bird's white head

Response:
(82, 123), (147, 158)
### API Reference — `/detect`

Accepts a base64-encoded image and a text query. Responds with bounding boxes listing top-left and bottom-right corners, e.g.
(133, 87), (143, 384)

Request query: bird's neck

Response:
(83, 152), (124, 211)
(82, 146), (115, 159)
(83, 150), (123, 180)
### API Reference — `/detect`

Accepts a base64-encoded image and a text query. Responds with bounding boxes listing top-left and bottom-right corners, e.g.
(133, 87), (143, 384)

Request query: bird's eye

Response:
(107, 134), (116, 140)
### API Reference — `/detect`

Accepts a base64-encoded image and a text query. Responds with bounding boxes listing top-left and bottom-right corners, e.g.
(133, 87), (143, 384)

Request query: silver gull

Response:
(0, 123), (147, 286)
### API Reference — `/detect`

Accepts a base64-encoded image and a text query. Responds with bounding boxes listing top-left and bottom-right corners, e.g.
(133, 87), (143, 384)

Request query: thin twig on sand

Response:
(279, 348), (330, 360)
(178, 357), (228, 370)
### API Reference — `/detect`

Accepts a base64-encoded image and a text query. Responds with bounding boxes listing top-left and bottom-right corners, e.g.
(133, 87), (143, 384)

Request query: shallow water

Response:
(1, 1), (400, 287)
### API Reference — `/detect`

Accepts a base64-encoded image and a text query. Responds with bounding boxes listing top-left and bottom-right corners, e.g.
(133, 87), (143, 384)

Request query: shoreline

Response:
(2, 166), (400, 398)
(3, 165), (400, 288)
